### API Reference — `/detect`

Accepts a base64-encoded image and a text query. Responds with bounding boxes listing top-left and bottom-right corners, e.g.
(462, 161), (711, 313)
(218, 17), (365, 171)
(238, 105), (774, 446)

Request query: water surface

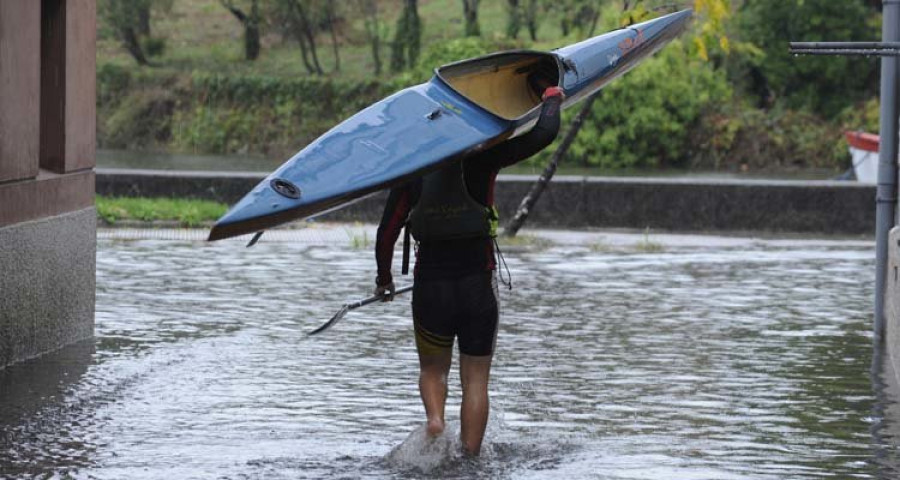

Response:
(1, 229), (895, 479)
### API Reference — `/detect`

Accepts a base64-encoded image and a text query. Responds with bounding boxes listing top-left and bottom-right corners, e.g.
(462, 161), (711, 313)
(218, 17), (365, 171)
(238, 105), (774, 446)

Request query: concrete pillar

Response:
(0, 1), (41, 183)
(0, 0), (97, 369)
(40, 0), (96, 173)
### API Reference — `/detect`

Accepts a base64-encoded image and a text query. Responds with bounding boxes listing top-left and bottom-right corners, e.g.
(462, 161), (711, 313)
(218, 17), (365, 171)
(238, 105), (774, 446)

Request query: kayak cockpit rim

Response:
(434, 50), (564, 124)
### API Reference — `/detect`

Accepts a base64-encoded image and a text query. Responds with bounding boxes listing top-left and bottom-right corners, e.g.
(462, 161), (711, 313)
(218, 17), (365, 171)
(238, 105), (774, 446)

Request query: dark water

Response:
(1, 230), (897, 479)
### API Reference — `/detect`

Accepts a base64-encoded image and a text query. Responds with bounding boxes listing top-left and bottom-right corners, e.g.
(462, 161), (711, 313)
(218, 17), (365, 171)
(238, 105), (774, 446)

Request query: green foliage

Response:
(544, 0), (604, 37)
(97, 63), (133, 104)
(167, 73), (392, 155)
(346, 228), (372, 249)
(142, 36), (167, 57)
(691, 0), (732, 60)
(737, 0), (879, 116)
(96, 196), (227, 227)
(102, 88), (174, 150)
(634, 228), (665, 253)
(172, 104), (258, 154)
(690, 102), (845, 171)
(99, 0), (169, 65)
(837, 97), (880, 135)
(556, 41), (732, 169)
(401, 36), (503, 83)
(93, 0), (880, 174)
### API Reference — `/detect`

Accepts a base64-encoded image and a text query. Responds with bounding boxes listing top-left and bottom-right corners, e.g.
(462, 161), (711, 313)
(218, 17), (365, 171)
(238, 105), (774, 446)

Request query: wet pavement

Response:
(1, 226), (898, 479)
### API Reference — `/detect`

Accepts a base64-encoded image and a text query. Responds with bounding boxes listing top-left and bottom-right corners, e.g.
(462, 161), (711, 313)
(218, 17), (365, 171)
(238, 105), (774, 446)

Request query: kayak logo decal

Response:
(360, 139), (387, 155)
(270, 178), (301, 199)
(618, 29), (645, 54)
(441, 101), (462, 115)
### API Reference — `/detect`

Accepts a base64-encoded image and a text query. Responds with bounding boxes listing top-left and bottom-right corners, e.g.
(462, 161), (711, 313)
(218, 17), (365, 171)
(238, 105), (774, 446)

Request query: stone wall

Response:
(97, 170), (877, 235)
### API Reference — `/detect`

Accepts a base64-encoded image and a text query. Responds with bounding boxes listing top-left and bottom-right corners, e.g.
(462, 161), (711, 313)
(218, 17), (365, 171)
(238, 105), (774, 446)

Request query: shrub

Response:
(737, 0), (879, 116)
(690, 102), (845, 172)
(102, 88), (174, 150)
(545, 41), (732, 169)
(97, 62), (132, 104)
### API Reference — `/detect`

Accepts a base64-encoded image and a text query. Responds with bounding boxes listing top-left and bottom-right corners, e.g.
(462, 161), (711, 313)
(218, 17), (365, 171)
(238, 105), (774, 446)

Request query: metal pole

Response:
(874, 0), (900, 343)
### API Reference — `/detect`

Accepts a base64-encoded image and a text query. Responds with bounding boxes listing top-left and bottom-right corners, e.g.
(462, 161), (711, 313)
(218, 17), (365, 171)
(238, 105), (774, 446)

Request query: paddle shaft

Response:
(350, 284), (414, 310)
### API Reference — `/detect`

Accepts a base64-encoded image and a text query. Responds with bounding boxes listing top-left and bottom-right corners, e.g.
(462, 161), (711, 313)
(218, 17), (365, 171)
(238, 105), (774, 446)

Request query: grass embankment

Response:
(96, 197), (228, 227)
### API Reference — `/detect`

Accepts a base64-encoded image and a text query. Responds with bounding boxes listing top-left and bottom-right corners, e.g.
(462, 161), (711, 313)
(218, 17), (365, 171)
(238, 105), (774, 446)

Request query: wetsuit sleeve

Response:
(479, 96), (563, 170)
(375, 185), (413, 286)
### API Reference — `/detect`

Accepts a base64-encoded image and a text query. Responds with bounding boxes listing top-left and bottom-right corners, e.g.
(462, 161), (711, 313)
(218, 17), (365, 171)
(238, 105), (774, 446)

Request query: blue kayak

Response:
(208, 9), (692, 241)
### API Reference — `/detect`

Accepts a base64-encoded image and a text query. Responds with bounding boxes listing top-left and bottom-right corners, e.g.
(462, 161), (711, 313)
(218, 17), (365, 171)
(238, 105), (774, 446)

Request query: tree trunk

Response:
(245, 0), (260, 61)
(137, 2), (151, 36)
(361, 0), (383, 75)
(462, 0), (480, 36)
(222, 0), (261, 61)
(503, 94), (599, 237)
(506, 0), (521, 39)
(295, 31), (317, 74)
(406, 0), (421, 67)
(525, 0), (538, 41)
(121, 26), (151, 66)
(326, 3), (341, 72)
(390, 0), (420, 72)
(245, 23), (261, 61)
(389, 24), (405, 71)
(293, 0), (324, 74)
(588, 9), (601, 37)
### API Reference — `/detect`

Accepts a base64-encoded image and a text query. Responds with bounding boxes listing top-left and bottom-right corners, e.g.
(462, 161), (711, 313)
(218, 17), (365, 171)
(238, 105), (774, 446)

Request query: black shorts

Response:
(412, 272), (499, 357)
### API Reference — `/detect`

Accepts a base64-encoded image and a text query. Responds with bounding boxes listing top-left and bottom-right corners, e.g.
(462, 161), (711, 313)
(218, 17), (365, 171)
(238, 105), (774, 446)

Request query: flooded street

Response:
(1, 227), (896, 479)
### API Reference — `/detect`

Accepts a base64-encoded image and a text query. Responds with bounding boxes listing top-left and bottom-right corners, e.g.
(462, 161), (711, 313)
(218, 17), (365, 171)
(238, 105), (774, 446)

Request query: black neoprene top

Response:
(375, 96), (562, 284)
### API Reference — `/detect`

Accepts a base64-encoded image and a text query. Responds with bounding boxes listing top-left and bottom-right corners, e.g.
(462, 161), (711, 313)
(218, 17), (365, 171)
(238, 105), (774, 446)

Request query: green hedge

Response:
(98, 64), (398, 157)
(98, 55), (856, 172)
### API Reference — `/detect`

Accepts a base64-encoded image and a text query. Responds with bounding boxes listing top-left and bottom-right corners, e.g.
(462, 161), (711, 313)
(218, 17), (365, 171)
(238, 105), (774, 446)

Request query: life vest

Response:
(408, 160), (499, 242)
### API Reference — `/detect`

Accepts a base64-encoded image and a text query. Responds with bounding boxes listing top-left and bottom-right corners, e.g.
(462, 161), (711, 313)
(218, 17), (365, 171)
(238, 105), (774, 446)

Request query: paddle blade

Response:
(308, 305), (350, 336)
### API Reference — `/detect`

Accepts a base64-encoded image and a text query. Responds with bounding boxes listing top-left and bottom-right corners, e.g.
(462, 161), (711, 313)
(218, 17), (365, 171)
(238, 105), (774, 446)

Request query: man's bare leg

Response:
(459, 353), (493, 455)
(419, 350), (453, 437)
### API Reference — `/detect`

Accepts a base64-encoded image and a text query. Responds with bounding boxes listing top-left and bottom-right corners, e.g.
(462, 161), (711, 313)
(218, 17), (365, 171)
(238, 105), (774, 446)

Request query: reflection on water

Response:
(1, 231), (897, 479)
(96, 149), (281, 173)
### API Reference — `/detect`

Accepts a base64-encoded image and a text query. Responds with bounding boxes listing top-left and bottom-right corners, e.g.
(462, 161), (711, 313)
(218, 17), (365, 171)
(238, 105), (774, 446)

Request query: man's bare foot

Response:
(426, 417), (445, 437)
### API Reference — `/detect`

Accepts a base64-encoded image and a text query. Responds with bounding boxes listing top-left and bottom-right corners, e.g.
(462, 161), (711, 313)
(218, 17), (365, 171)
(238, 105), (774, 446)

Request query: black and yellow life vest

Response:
(408, 160), (499, 242)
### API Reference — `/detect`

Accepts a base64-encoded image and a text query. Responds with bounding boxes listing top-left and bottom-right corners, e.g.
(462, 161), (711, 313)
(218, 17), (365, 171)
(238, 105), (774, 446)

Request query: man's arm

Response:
(374, 184), (414, 295)
(477, 87), (565, 170)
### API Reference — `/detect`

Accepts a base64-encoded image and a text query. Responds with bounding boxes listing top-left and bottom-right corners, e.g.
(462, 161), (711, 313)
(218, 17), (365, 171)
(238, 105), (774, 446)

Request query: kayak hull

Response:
(208, 10), (692, 242)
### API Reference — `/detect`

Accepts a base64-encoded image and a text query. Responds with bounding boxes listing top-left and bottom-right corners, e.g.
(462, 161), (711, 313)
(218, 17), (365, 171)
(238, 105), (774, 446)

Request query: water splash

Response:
(385, 422), (463, 473)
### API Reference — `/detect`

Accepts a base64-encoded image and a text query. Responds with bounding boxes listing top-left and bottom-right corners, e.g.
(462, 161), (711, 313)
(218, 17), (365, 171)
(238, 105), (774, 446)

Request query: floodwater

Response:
(1, 227), (898, 479)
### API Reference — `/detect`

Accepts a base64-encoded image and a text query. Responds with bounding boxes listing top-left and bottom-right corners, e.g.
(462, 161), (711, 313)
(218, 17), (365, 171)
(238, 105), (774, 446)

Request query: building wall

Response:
(0, 0), (96, 368)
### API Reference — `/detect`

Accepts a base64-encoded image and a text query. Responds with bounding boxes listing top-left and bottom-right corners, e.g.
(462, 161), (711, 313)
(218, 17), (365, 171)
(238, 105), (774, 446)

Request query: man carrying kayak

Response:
(373, 85), (564, 456)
